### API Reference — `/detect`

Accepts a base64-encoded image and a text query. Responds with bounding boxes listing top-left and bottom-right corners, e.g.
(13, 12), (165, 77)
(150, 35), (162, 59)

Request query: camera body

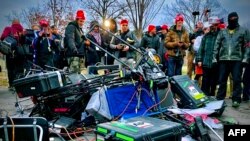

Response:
(205, 9), (211, 13)
(192, 11), (200, 16)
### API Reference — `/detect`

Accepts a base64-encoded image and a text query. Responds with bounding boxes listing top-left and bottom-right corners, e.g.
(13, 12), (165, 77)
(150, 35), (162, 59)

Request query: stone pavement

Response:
(0, 87), (250, 141)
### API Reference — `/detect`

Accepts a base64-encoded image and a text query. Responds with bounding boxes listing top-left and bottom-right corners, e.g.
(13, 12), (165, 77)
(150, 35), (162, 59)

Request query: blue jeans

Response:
(167, 57), (183, 77)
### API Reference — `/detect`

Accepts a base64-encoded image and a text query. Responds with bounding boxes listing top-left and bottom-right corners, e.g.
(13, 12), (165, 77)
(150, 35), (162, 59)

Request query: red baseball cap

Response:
(39, 19), (49, 27)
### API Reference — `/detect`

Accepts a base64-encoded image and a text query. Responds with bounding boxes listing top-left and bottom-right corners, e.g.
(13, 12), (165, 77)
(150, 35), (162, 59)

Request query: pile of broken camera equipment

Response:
(1, 24), (226, 141)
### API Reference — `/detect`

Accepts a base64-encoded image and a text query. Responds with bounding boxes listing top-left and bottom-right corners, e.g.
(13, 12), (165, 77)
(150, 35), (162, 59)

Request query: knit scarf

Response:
(91, 32), (101, 45)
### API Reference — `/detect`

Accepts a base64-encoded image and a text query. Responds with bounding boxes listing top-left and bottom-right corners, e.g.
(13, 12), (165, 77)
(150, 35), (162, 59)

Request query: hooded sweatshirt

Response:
(1, 23), (23, 41)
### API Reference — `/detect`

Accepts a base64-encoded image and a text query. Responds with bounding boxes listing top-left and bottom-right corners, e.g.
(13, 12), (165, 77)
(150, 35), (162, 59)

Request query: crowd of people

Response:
(0, 9), (249, 107)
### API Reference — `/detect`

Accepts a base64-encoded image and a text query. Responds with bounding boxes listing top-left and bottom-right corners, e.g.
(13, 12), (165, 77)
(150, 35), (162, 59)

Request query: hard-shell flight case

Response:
(13, 71), (66, 98)
(96, 116), (185, 141)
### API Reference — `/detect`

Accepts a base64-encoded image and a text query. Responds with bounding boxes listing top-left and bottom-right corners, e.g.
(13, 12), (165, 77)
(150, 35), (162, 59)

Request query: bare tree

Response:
(81, 0), (127, 24)
(5, 5), (49, 28)
(163, 0), (228, 31)
(5, 0), (76, 31)
(121, 0), (165, 38)
(5, 11), (24, 25)
(46, 0), (74, 27)
(44, 0), (76, 33)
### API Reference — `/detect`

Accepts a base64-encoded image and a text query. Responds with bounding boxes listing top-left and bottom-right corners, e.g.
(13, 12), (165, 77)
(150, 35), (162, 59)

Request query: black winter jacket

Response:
(196, 30), (219, 68)
(140, 32), (160, 51)
(213, 26), (250, 63)
(64, 21), (85, 57)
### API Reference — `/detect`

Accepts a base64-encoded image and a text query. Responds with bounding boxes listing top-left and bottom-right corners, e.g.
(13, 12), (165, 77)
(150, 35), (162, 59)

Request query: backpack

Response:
(0, 35), (17, 55)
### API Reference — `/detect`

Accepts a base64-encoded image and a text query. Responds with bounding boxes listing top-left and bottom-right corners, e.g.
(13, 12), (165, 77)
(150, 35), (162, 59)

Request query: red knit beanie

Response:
(161, 24), (168, 30)
(148, 24), (156, 32)
(120, 19), (128, 25)
(175, 14), (184, 23)
(76, 10), (86, 20)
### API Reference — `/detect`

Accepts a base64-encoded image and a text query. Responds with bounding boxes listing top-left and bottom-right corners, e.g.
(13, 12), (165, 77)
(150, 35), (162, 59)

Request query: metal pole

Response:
(0, 125), (44, 141)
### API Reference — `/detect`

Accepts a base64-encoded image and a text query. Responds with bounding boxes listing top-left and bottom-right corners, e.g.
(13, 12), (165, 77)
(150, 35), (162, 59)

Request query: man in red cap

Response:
(64, 9), (90, 73)
(33, 19), (57, 69)
(110, 19), (139, 68)
(165, 14), (189, 77)
(140, 24), (160, 51)
(161, 24), (168, 36)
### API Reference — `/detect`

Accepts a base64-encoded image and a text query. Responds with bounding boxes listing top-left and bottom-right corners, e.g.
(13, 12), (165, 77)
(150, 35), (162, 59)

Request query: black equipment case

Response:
(170, 75), (209, 108)
(96, 117), (184, 141)
(13, 71), (66, 98)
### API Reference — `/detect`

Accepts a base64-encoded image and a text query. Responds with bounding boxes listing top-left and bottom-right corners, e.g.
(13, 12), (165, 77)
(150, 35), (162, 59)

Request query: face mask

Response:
(228, 18), (239, 30)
